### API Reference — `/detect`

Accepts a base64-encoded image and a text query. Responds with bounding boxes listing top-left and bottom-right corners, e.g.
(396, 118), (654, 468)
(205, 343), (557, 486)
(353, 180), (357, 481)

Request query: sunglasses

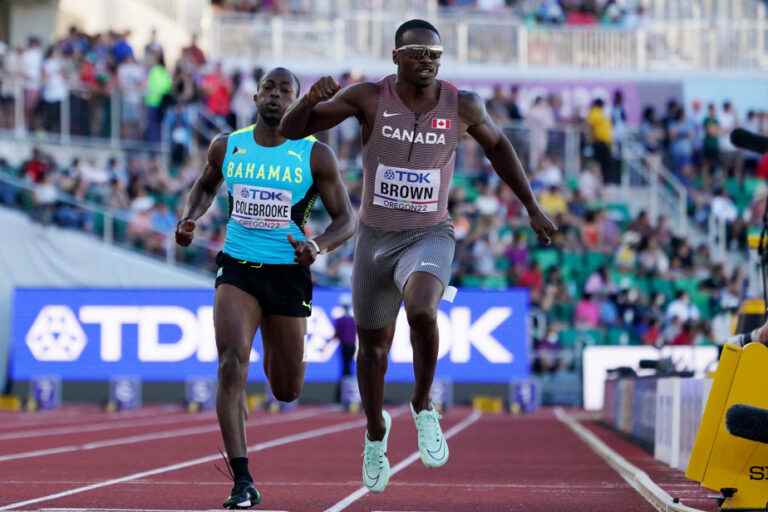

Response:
(395, 44), (444, 60)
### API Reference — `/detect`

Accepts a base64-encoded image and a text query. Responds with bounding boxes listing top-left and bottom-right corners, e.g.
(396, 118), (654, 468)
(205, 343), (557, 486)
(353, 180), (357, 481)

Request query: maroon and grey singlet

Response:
(352, 75), (460, 329)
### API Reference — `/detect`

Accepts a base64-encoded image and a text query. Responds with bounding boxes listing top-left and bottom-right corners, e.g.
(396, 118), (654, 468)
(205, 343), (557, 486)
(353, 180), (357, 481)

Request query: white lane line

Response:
(39, 509), (289, 512)
(0, 408), (407, 511)
(0, 406), (182, 432)
(324, 410), (482, 512)
(1, 479), (629, 489)
(554, 408), (704, 512)
(0, 410), (220, 441)
(0, 407), (335, 462)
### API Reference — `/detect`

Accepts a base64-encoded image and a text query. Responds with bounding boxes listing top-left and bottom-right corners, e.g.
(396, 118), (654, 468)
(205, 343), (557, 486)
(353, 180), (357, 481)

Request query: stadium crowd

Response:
(211, 0), (648, 28)
(1, 26), (768, 375)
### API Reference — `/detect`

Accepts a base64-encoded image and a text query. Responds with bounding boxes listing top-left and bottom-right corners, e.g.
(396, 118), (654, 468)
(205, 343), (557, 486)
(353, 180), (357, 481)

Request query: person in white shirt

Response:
(21, 37), (43, 131)
(41, 46), (69, 133)
(117, 55), (146, 138)
(711, 187), (738, 224)
(719, 100), (738, 153)
(666, 291), (701, 323)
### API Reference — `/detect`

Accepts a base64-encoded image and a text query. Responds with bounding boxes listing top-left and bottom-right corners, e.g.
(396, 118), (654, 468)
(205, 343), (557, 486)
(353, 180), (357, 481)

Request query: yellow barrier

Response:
(0, 395), (21, 412)
(686, 342), (768, 509)
(472, 396), (503, 414)
(246, 393), (265, 412)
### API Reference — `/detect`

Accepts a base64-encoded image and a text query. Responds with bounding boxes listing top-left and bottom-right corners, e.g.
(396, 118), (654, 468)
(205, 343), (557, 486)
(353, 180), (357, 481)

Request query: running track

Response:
(0, 405), (717, 511)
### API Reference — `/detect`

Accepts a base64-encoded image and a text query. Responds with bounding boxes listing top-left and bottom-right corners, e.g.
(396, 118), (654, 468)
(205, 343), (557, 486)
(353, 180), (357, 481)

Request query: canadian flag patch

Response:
(432, 118), (451, 130)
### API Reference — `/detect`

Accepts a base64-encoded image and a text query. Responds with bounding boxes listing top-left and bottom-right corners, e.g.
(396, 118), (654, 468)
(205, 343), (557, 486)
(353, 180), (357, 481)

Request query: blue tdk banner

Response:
(12, 288), (529, 382)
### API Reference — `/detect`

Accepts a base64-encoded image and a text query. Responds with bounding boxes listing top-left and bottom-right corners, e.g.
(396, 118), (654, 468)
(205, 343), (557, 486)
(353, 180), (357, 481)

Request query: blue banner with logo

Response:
(12, 287), (529, 382)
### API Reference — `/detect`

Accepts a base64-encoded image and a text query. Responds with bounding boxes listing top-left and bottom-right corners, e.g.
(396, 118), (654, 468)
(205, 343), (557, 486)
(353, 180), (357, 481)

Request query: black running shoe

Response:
(223, 480), (261, 509)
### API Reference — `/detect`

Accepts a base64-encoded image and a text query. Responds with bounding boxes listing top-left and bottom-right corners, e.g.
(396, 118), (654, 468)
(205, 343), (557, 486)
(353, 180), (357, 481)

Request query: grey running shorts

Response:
(352, 220), (455, 330)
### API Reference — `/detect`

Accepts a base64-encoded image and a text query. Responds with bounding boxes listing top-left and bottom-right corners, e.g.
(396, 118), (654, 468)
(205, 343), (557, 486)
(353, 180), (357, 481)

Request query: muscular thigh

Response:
(352, 224), (403, 330)
(394, 222), (455, 293)
(214, 284), (262, 359)
(260, 315), (306, 371)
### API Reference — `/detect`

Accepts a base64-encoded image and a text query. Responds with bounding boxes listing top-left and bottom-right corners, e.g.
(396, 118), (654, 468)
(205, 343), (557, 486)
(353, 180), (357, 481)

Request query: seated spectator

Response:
(666, 291), (701, 323)
(575, 292), (600, 328)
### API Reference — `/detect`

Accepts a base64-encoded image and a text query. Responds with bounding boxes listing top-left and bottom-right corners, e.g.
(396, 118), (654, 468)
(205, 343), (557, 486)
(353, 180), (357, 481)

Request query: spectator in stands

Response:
(535, 155), (564, 189)
(40, 46), (68, 134)
(21, 36), (43, 131)
(666, 291), (700, 323)
(528, 96), (554, 170)
(669, 106), (695, 174)
(486, 83), (510, 122)
(111, 31), (135, 65)
(538, 184), (568, 217)
(144, 52), (172, 142)
(702, 103), (721, 176)
(610, 89), (627, 149)
(586, 98), (616, 183)
(117, 54), (146, 139)
(719, 100), (739, 160)
(230, 67), (260, 129)
(639, 106), (662, 156)
(507, 85), (523, 121)
(144, 28), (164, 61)
(201, 61), (232, 124)
(536, 0), (566, 24)
(575, 292), (600, 328)
(182, 33), (206, 68)
(710, 186), (738, 226)
(627, 210), (653, 238)
(637, 235), (669, 276)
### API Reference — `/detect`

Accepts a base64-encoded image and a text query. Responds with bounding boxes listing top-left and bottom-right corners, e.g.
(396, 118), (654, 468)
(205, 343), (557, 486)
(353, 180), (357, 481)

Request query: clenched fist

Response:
(175, 218), (196, 247)
(305, 76), (340, 106)
(288, 234), (318, 266)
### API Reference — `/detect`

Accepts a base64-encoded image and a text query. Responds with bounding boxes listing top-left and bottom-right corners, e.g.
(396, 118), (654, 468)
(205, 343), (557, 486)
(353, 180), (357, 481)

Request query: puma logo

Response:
(287, 150), (303, 161)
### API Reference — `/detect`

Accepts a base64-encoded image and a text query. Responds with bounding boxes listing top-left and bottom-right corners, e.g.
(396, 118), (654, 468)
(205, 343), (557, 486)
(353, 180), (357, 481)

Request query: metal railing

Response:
(206, 8), (768, 71)
(0, 171), (220, 268)
(620, 140), (690, 237)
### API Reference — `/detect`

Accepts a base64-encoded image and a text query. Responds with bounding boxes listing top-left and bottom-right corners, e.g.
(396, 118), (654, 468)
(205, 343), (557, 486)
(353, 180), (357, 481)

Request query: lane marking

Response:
(554, 408), (704, 512)
(0, 411), (218, 441)
(324, 410), (481, 512)
(0, 407), (335, 462)
(0, 408), (406, 511)
(0, 406), (182, 432)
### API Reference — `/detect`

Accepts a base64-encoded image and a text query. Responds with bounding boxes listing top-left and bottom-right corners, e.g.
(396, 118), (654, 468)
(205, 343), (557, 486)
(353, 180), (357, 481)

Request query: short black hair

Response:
(262, 67), (301, 96)
(395, 19), (440, 48)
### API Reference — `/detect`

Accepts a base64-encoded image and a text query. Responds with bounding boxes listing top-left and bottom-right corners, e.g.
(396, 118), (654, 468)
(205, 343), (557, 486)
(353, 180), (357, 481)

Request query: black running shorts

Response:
(215, 251), (313, 317)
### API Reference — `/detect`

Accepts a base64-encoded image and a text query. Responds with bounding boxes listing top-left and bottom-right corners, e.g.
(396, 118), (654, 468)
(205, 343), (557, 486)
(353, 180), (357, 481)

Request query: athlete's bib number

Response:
(372, 164), (440, 213)
(231, 184), (292, 229)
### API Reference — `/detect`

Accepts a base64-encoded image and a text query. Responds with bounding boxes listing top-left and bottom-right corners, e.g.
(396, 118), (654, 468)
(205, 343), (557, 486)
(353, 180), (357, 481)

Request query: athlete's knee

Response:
(357, 342), (389, 365)
(270, 380), (302, 402)
(217, 347), (249, 386)
(405, 303), (438, 331)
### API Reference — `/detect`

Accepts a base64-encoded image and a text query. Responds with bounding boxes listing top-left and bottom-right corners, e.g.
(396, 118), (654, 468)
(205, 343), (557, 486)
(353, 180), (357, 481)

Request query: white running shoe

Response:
(362, 409), (392, 493)
(411, 403), (449, 468)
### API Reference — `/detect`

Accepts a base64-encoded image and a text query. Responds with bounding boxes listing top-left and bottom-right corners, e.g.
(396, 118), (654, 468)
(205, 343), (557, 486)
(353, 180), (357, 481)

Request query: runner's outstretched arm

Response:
(175, 134), (226, 246)
(288, 142), (356, 266)
(459, 90), (557, 245)
(279, 77), (372, 139)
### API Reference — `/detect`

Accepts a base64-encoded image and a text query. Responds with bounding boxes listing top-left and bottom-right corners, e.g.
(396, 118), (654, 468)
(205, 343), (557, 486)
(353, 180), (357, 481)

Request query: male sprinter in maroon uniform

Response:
(280, 20), (556, 492)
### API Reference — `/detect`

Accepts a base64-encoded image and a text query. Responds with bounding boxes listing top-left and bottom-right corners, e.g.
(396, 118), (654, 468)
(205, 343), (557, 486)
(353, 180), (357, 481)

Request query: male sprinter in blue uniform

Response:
(175, 67), (355, 509)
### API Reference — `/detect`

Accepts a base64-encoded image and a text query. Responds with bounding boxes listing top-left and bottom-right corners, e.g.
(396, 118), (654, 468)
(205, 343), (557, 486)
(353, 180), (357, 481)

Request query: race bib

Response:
(231, 184), (292, 229)
(372, 164), (440, 213)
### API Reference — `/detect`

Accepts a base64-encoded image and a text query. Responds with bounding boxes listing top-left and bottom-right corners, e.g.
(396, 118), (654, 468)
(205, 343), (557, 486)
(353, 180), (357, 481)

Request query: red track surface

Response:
(0, 405), (679, 511)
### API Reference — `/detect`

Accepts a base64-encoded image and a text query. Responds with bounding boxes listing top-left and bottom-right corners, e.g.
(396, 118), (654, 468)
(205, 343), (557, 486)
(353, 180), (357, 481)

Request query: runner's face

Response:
(255, 70), (298, 126)
(394, 29), (442, 88)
